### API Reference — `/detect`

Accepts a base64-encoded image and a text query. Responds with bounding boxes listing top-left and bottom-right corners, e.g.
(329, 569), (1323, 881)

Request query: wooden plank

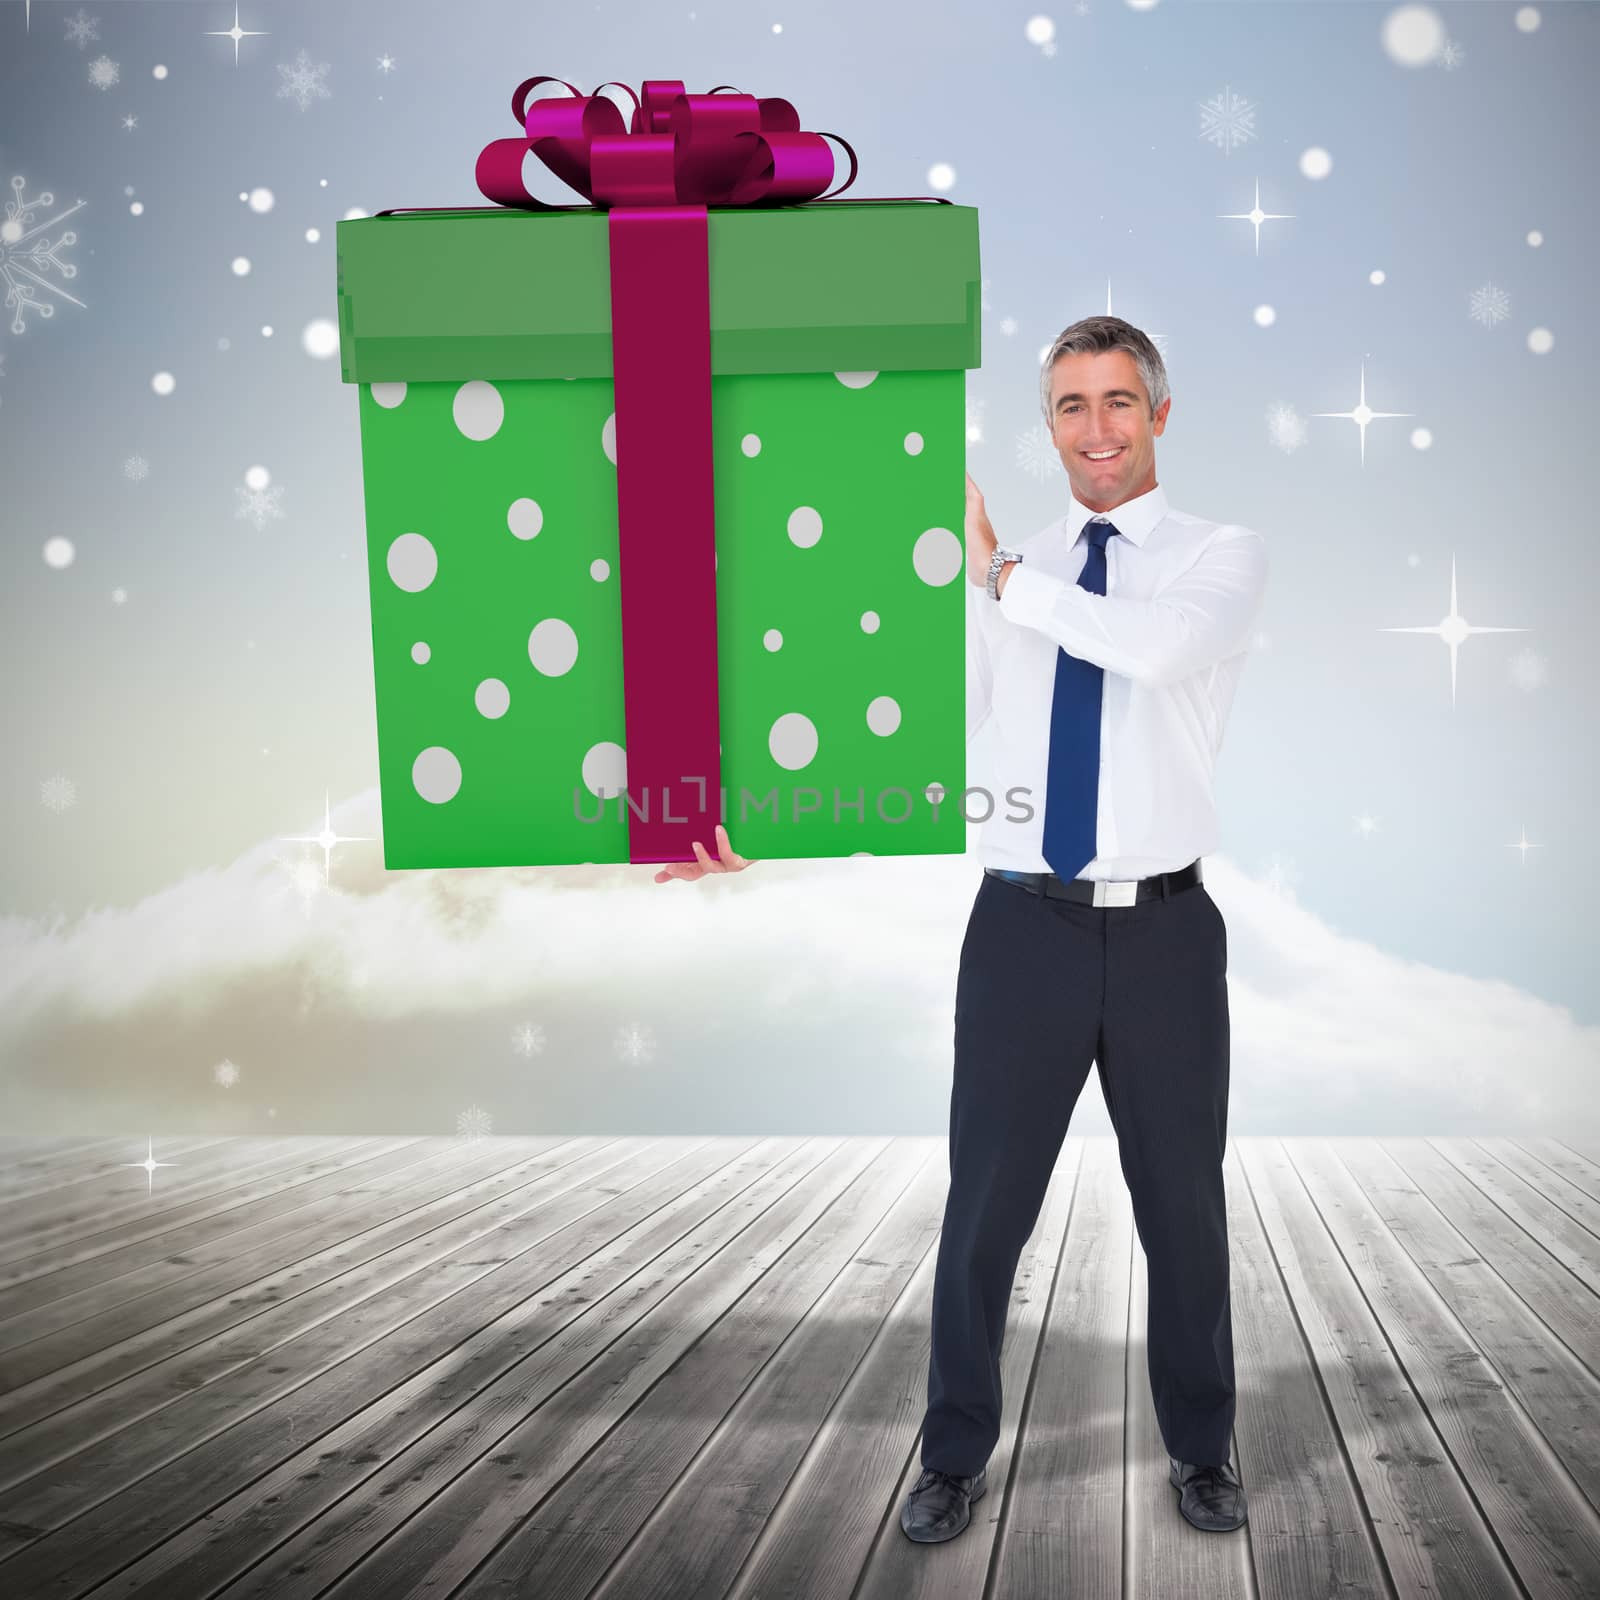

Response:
(1476, 1137), (1600, 1236)
(1338, 1140), (1600, 1485)
(1288, 1138), (1600, 1598)
(0, 1135), (598, 1476)
(1384, 1140), (1600, 1342)
(0, 1135), (388, 1277)
(68, 1137), (808, 1600)
(854, 1138), (1081, 1600)
(0, 1135), (727, 1591)
(1241, 1139), (1519, 1600)
(0, 1136), (243, 1229)
(0, 1138), (134, 1191)
(1542, 1139), (1600, 1187)
(0, 1136), (542, 1376)
(293, 1137), (903, 1600)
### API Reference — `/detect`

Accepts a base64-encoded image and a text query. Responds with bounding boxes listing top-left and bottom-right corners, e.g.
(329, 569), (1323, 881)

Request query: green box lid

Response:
(336, 200), (981, 384)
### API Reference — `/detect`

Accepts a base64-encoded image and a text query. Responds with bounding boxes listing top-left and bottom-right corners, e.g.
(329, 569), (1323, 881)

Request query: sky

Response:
(1, 0), (1595, 1137)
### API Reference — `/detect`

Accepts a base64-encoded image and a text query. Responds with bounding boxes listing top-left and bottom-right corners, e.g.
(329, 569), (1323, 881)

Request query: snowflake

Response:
(999, 316), (1018, 337)
(965, 394), (985, 444)
(456, 1103), (493, 1141)
(1440, 38), (1465, 71)
(64, 8), (99, 49)
(213, 1058), (241, 1088)
(235, 481), (286, 530)
(614, 1021), (657, 1065)
(122, 115), (137, 132)
(377, 53), (397, 74)
(277, 48), (332, 111)
(1354, 812), (1380, 839)
(1468, 282), (1510, 327)
(112, 586), (128, 604)
(1508, 647), (1547, 692)
(123, 454), (149, 480)
(1199, 85), (1257, 154)
(41, 774), (77, 812)
(1266, 400), (1307, 453)
(1259, 851), (1301, 903)
(87, 54), (120, 90)
(2, 176), (87, 335)
(1015, 420), (1060, 482)
(512, 1021), (546, 1058)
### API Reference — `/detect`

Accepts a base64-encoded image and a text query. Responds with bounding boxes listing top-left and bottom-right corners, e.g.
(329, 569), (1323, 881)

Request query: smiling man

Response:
(900, 314), (1269, 1545)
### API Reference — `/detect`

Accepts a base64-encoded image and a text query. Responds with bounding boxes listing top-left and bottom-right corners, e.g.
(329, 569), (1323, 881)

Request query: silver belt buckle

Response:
(1092, 879), (1139, 908)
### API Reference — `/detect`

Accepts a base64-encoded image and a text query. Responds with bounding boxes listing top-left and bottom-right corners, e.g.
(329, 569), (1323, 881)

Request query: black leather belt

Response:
(983, 860), (1202, 908)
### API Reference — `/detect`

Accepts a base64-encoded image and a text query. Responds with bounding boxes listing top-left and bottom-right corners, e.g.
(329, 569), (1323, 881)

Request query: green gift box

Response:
(337, 182), (980, 868)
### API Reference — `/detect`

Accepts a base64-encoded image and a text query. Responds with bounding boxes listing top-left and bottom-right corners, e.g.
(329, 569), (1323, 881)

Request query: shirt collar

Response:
(1065, 480), (1168, 549)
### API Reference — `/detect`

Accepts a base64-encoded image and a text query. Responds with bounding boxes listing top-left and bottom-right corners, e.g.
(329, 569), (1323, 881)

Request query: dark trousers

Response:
(921, 868), (1236, 1474)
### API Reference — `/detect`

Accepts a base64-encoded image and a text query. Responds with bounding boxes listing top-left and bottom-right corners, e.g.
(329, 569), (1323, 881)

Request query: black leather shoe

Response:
(1169, 1456), (1248, 1531)
(900, 1465), (988, 1543)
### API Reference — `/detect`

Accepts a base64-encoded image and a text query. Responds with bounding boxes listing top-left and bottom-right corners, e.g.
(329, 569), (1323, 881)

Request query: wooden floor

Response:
(0, 1133), (1597, 1599)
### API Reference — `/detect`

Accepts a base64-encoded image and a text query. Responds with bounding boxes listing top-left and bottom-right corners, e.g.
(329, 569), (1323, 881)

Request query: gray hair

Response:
(1037, 315), (1170, 426)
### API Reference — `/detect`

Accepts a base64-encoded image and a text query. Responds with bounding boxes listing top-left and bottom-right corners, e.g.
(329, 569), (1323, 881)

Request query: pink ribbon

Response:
(471, 79), (858, 865)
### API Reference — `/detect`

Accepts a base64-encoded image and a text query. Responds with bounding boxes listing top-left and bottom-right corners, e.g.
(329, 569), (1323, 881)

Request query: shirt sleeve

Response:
(966, 574), (995, 742)
(995, 529), (1268, 687)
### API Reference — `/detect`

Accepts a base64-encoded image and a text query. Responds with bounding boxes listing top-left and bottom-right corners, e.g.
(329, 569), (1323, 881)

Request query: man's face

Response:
(1047, 348), (1171, 513)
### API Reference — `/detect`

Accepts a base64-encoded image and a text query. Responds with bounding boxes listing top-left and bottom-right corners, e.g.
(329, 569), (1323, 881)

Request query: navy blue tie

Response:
(1041, 518), (1121, 883)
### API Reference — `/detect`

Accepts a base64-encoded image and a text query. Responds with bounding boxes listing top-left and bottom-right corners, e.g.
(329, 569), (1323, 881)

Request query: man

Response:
(655, 315), (1265, 1547)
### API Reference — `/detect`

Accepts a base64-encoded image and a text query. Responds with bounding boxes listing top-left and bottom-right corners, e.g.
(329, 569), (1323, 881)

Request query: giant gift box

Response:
(336, 76), (982, 867)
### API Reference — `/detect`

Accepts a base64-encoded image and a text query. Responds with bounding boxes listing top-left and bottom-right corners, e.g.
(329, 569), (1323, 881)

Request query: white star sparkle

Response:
(278, 788), (373, 885)
(121, 1136), (178, 1194)
(204, 3), (268, 67)
(1310, 362), (1412, 466)
(1507, 825), (1541, 865)
(1376, 554), (1528, 707)
(1218, 178), (1294, 257)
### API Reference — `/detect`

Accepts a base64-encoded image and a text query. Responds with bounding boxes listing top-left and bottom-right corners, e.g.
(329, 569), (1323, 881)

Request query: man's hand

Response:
(965, 472), (998, 588)
(652, 823), (757, 884)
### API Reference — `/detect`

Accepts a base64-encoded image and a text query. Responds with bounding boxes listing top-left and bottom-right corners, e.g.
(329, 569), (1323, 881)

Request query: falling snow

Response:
(1508, 648), (1547, 692)
(1468, 282), (1510, 327)
(123, 454), (149, 480)
(512, 1022), (546, 1058)
(999, 316), (1018, 337)
(1266, 401), (1308, 453)
(235, 481), (286, 530)
(614, 1022), (656, 1065)
(87, 54), (120, 90)
(277, 48), (332, 111)
(41, 774), (77, 813)
(64, 8), (99, 49)
(213, 1058), (241, 1088)
(1199, 85), (1257, 154)
(456, 1103), (493, 1141)
(2, 176), (87, 335)
(1440, 38), (1465, 71)
(1016, 421), (1060, 482)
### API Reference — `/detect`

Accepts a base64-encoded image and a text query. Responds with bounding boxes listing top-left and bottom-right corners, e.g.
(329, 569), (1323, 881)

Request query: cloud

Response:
(1, 788), (1595, 1138)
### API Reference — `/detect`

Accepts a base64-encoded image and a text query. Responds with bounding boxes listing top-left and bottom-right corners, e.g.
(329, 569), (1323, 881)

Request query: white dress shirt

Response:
(966, 480), (1268, 880)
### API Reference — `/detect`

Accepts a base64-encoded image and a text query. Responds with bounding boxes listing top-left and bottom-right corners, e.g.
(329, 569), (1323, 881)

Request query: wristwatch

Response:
(986, 546), (1023, 601)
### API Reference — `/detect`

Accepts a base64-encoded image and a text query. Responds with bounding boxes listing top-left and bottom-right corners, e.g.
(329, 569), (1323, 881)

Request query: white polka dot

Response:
(1514, 6), (1540, 32)
(302, 318), (339, 359)
(590, 558), (611, 582)
(1526, 230), (1543, 248)
(453, 380), (504, 441)
(411, 641), (431, 663)
(387, 532), (437, 592)
(582, 741), (628, 798)
(866, 695), (902, 736)
(925, 781), (946, 806)
(247, 186), (275, 214)
(528, 617), (579, 676)
(860, 611), (880, 633)
(153, 63), (167, 79)
(231, 256), (251, 276)
(601, 412), (617, 464)
(305, 227), (321, 244)
(1527, 326), (1554, 354)
(1381, 4), (1445, 66)
(244, 464), (270, 490)
(370, 382), (406, 408)
(507, 498), (543, 539)
(769, 711), (819, 771)
(475, 678), (511, 718)
(1410, 428), (1433, 450)
(763, 629), (783, 652)
(903, 432), (924, 455)
(1299, 146), (1333, 180)
(912, 526), (964, 587)
(413, 746), (462, 804)
(787, 506), (823, 547)
(1369, 269), (1386, 285)
(834, 371), (878, 388)
(151, 370), (175, 396)
(926, 163), (956, 191)
(741, 433), (762, 457)
(1253, 305), (1276, 327)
